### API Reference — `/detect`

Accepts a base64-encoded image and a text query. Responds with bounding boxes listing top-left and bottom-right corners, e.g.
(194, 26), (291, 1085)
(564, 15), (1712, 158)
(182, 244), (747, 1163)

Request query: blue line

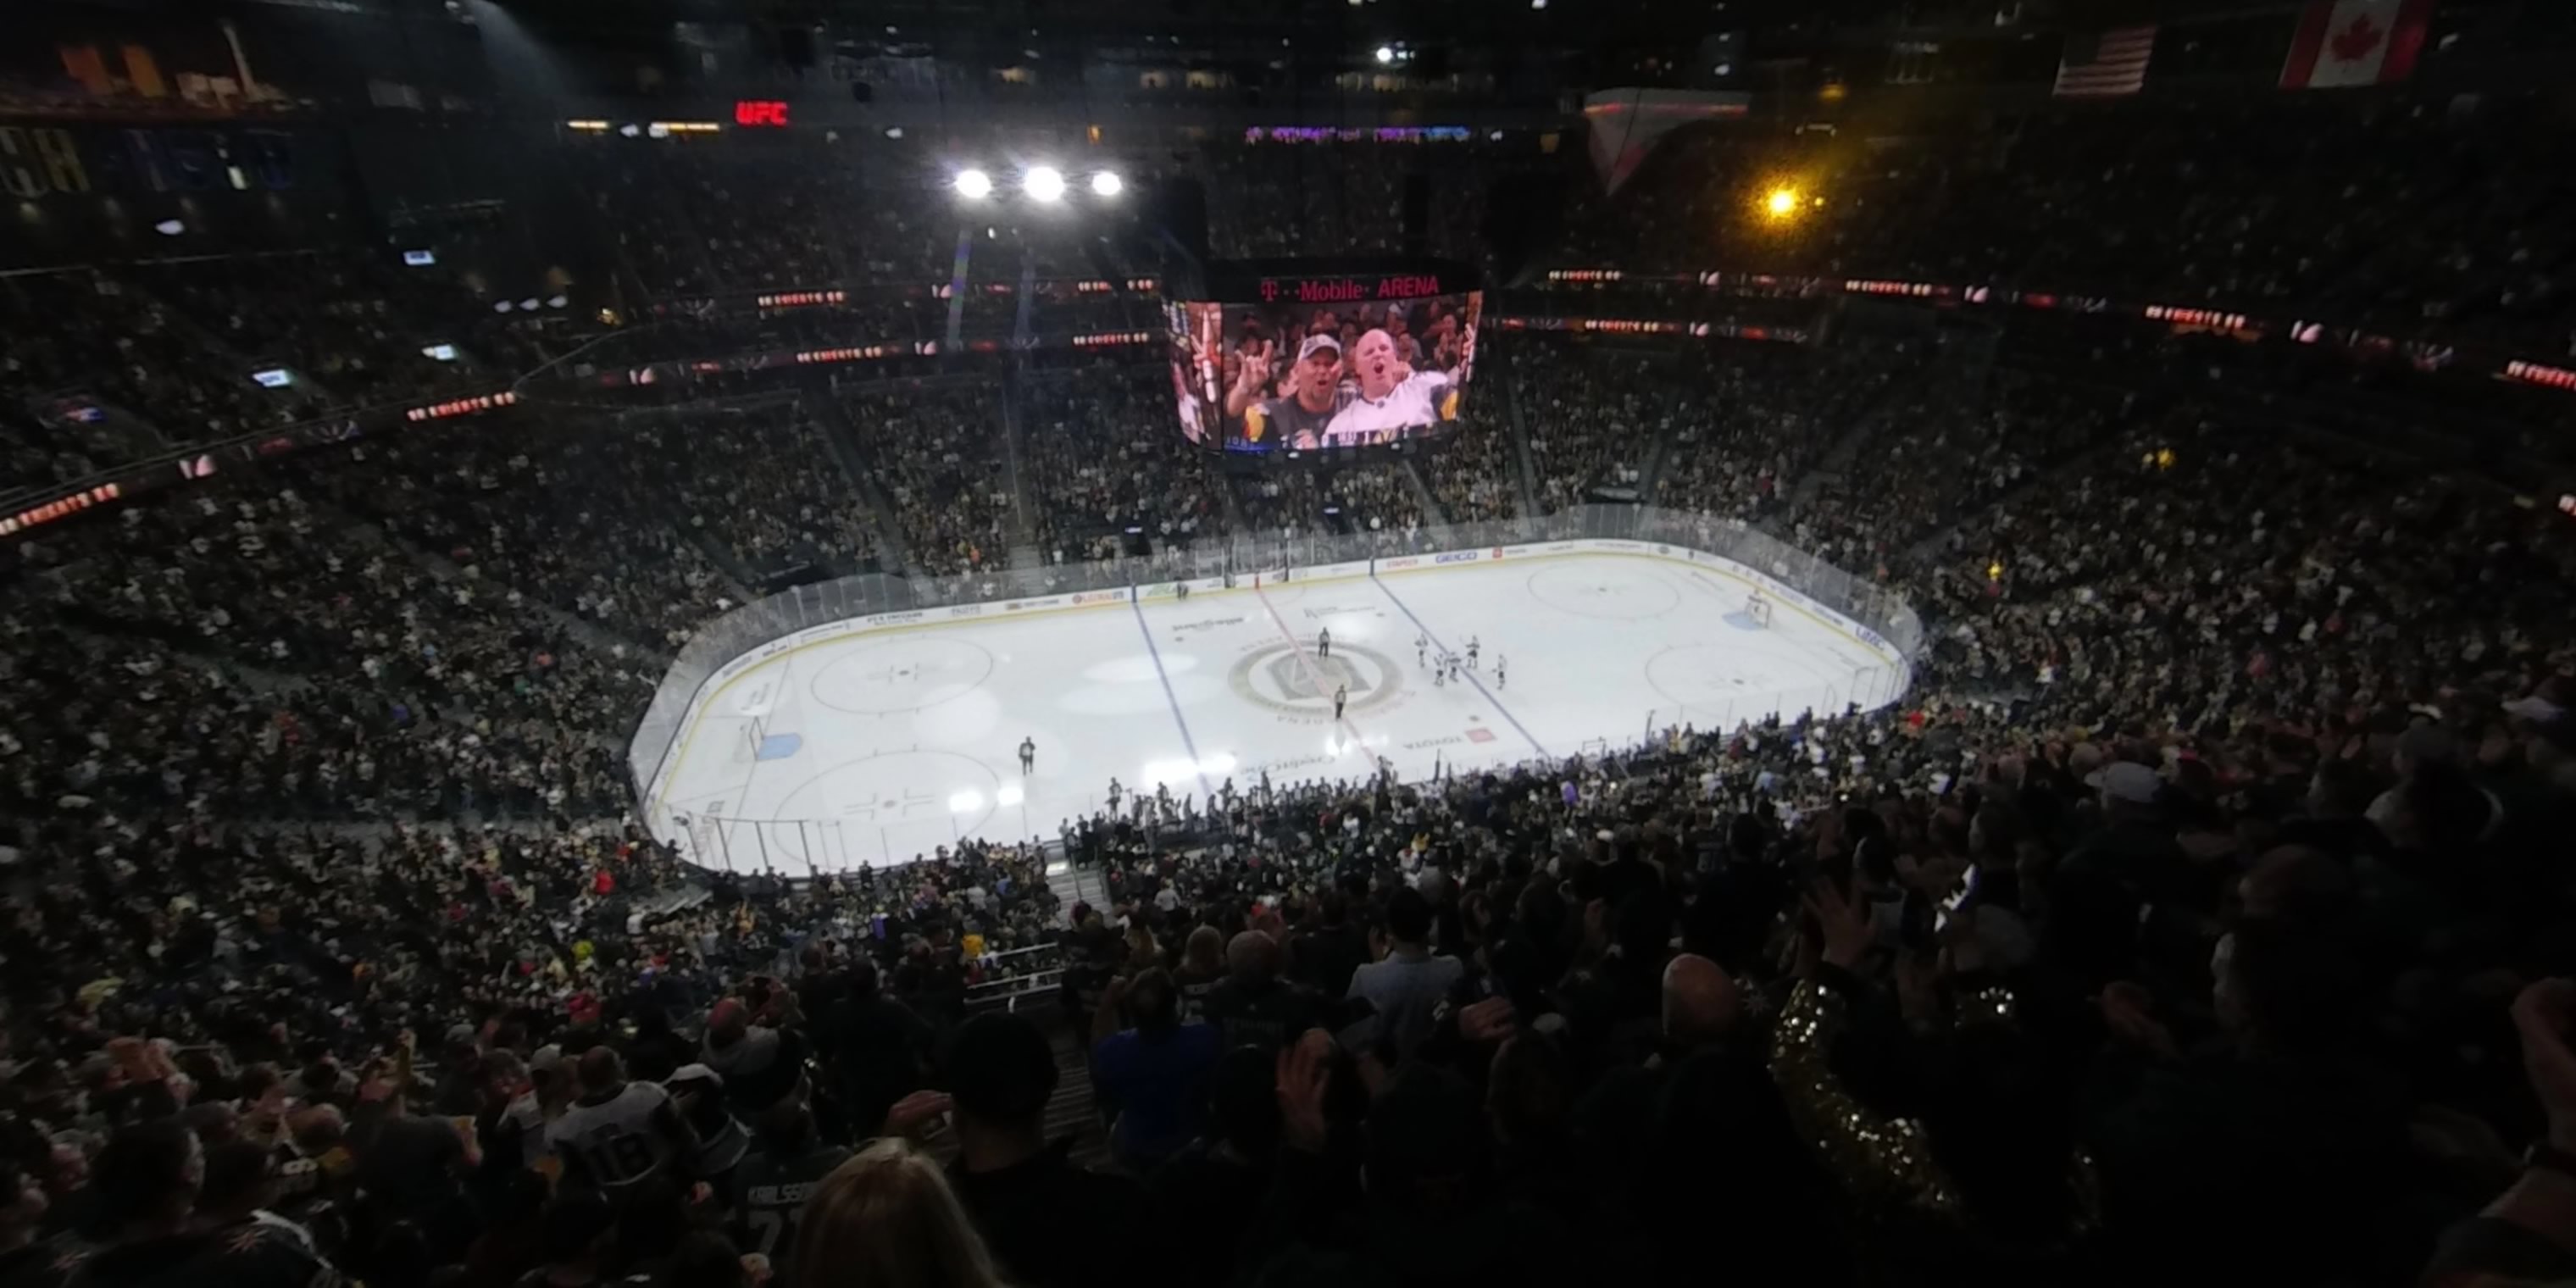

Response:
(1369, 574), (1552, 760)
(1131, 592), (1214, 798)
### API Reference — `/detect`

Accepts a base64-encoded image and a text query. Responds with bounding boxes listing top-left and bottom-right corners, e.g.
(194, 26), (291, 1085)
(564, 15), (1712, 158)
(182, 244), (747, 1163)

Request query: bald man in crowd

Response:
(1321, 327), (1464, 446)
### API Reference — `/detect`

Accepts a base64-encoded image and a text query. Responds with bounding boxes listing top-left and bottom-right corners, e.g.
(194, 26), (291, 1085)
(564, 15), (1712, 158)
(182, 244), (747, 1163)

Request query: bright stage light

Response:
(1090, 169), (1123, 197)
(953, 169), (993, 199)
(1765, 186), (1799, 217)
(1024, 165), (1067, 202)
(1374, 45), (1396, 64)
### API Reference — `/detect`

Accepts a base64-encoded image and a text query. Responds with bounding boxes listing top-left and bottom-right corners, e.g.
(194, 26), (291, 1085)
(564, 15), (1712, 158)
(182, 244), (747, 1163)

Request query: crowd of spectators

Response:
(658, 402), (881, 578)
(16, 106), (2576, 1288)
(0, 271), (315, 492)
(1509, 338), (1876, 519)
(1573, 99), (2576, 359)
(1417, 425), (1520, 523)
(831, 376), (1018, 576)
(1228, 465), (1330, 539)
(1022, 362), (1227, 564)
(1321, 463), (1430, 538)
(136, 253), (477, 411)
(292, 419), (743, 652)
(1786, 369), (2131, 575)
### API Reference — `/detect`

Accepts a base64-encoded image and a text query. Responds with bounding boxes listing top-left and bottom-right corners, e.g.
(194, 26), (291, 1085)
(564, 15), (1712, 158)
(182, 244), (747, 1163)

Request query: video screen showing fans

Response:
(1171, 291), (1480, 451)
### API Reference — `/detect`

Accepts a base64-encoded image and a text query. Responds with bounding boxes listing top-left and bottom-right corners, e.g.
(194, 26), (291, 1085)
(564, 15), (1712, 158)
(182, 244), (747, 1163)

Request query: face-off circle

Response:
(808, 636), (996, 714)
(1228, 641), (1402, 720)
(1524, 564), (1680, 620)
(768, 750), (1002, 853)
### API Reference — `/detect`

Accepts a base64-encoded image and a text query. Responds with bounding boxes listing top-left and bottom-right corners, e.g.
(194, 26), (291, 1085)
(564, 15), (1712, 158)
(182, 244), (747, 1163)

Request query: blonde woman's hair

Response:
(791, 1139), (1008, 1288)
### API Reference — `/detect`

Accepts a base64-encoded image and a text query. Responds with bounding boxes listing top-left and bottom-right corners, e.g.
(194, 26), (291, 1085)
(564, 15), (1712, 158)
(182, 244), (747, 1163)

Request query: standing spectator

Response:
(941, 1014), (1156, 1288)
(1089, 970), (1221, 1170)
(1345, 888), (1464, 1061)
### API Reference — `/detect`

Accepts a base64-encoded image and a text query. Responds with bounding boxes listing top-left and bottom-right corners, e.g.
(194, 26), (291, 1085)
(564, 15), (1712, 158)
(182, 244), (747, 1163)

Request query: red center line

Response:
(1249, 582), (1375, 759)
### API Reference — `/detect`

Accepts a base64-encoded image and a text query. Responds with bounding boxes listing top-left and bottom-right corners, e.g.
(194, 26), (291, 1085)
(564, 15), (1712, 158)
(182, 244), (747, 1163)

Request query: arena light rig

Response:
(1764, 187), (1801, 219)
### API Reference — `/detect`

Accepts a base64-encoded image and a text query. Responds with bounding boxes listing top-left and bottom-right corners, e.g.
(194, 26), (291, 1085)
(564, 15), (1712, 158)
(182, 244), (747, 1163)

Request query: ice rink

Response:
(648, 552), (1907, 874)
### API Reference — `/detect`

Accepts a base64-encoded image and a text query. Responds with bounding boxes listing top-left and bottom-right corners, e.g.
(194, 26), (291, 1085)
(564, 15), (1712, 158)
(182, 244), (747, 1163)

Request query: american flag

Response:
(2054, 25), (2157, 97)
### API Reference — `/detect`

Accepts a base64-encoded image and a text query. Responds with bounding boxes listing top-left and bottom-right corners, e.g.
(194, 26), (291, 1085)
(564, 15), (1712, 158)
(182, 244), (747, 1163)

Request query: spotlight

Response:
(1024, 165), (1066, 202)
(1374, 45), (1396, 64)
(1090, 169), (1123, 197)
(884, 126), (903, 139)
(953, 169), (992, 199)
(1765, 187), (1799, 217)
(153, 219), (185, 236)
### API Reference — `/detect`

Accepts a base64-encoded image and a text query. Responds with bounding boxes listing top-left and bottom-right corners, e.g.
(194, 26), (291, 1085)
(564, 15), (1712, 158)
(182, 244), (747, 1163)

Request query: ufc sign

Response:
(733, 100), (789, 127)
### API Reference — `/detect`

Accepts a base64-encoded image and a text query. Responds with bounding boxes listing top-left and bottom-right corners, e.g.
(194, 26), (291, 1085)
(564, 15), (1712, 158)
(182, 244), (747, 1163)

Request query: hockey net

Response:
(1744, 593), (1775, 628)
(727, 713), (770, 763)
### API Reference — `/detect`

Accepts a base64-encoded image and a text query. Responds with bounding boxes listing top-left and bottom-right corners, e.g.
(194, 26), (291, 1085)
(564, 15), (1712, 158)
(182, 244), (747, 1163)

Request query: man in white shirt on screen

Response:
(1322, 327), (1463, 446)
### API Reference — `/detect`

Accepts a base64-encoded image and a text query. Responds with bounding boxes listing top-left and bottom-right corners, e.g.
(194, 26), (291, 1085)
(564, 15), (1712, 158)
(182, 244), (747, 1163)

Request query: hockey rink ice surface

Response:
(651, 553), (1906, 874)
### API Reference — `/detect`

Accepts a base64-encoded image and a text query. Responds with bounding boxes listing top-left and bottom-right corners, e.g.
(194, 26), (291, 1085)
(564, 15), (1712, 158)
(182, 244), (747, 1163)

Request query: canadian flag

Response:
(2280, 0), (2434, 89)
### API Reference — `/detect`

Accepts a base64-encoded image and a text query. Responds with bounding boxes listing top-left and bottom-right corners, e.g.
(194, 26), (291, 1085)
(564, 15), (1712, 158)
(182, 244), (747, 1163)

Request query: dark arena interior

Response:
(4, 1), (2576, 1285)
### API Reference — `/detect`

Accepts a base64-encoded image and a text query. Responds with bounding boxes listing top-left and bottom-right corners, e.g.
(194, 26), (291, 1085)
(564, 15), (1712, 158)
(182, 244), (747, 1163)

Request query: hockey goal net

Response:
(727, 713), (770, 763)
(1744, 593), (1775, 628)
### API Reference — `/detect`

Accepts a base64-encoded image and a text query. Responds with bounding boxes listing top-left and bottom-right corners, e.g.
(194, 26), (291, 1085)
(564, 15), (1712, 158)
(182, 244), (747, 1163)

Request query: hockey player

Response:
(1467, 636), (1480, 669)
(1415, 633), (1429, 666)
(1317, 627), (1332, 659)
(1494, 653), (1507, 689)
(1332, 684), (1347, 720)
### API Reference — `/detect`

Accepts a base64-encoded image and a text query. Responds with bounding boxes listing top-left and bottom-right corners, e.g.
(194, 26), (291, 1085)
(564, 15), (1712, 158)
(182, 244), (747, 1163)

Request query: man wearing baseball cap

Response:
(1224, 332), (1352, 451)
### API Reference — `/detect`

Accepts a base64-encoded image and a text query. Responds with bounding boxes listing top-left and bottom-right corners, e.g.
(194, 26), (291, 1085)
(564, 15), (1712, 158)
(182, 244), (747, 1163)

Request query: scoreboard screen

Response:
(1169, 260), (1482, 452)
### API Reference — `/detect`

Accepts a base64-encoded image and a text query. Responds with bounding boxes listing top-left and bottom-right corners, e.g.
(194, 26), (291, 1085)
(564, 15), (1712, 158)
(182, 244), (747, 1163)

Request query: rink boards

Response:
(637, 537), (1910, 836)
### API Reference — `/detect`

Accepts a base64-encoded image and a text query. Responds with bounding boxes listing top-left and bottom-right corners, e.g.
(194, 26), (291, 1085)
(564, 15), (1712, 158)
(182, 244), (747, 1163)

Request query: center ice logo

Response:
(1227, 641), (1405, 722)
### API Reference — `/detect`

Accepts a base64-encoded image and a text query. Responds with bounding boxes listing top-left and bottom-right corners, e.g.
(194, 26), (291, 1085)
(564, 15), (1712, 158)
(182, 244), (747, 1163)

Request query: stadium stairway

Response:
(675, 524), (764, 600)
(801, 375), (924, 577)
(1496, 337), (1543, 519)
(1633, 425), (1677, 503)
(1397, 457), (1446, 525)
(340, 511), (679, 665)
(997, 376), (1041, 560)
(1786, 379), (1911, 513)
(1047, 1025), (1113, 1170)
